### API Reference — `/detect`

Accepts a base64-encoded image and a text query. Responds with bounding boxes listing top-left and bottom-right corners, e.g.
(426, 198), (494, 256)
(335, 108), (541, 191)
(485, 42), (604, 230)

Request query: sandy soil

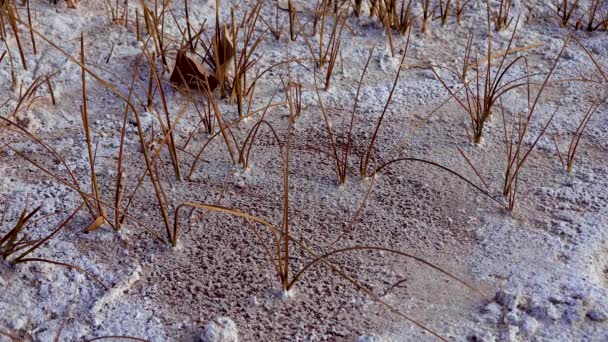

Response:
(1, 0), (608, 341)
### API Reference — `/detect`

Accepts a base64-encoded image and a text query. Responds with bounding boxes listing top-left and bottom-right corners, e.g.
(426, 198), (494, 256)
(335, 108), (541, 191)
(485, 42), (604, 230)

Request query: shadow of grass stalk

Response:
(370, 157), (503, 206)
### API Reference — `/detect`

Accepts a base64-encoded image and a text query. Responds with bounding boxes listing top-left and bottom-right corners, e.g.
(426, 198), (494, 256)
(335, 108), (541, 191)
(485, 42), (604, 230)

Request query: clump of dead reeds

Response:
(1, 2), (28, 71)
(554, 0), (608, 31)
(312, 43), (376, 184)
(433, 16), (530, 144)
(582, 0), (608, 31)
(0, 201), (107, 289)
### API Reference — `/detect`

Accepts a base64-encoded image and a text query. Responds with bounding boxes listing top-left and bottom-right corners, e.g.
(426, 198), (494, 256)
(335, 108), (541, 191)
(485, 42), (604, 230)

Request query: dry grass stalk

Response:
(2, 131), (167, 242)
(570, 34), (608, 83)
(199, 92), (215, 134)
(553, 96), (606, 174)
(123, 0), (129, 27)
(311, 0), (323, 36)
(324, 14), (346, 89)
(238, 89), (281, 171)
(141, 0), (170, 66)
(111, 85), (194, 238)
(461, 31), (473, 79)
(45, 77), (56, 105)
(259, 4), (281, 40)
(230, 1), (265, 117)
(286, 78), (302, 118)
(378, 1), (395, 56)
(1, 204), (42, 260)
(25, 0), (36, 54)
(144, 50), (182, 181)
(438, 0), (451, 27)
(0, 3), (6, 40)
(3, 73), (58, 116)
(1, 116), (97, 219)
(421, 0), (432, 33)
(113, 46), (147, 229)
(555, 0), (579, 27)
(491, 0), (513, 31)
(197, 0), (236, 98)
(455, 0), (472, 24)
(4, 4), (27, 70)
(584, 0), (607, 32)
(501, 38), (569, 212)
(396, 0), (415, 34)
(80, 33), (106, 229)
(185, 79), (240, 178)
(0, 329), (20, 341)
(361, 33), (410, 178)
(0, 201), (107, 288)
(135, 8), (141, 41)
(316, 0), (329, 66)
(146, 53), (155, 109)
(288, 0), (297, 41)
(83, 335), (149, 342)
(354, 0), (364, 17)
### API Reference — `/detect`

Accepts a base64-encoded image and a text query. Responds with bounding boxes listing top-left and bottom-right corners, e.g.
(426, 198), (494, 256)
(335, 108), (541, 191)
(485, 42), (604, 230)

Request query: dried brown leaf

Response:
(169, 50), (218, 90)
(84, 215), (105, 233)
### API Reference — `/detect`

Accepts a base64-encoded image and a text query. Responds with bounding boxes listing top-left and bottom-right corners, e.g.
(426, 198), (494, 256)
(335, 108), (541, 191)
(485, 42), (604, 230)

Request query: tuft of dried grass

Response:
(501, 38), (569, 212)
(490, 0), (513, 31)
(553, 95), (607, 174)
(432, 17), (530, 144)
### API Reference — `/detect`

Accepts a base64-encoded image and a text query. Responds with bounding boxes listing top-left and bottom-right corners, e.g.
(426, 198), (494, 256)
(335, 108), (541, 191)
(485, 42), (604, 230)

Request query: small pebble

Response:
(201, 317), (238, 342)
(587, 308), (608, 322)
